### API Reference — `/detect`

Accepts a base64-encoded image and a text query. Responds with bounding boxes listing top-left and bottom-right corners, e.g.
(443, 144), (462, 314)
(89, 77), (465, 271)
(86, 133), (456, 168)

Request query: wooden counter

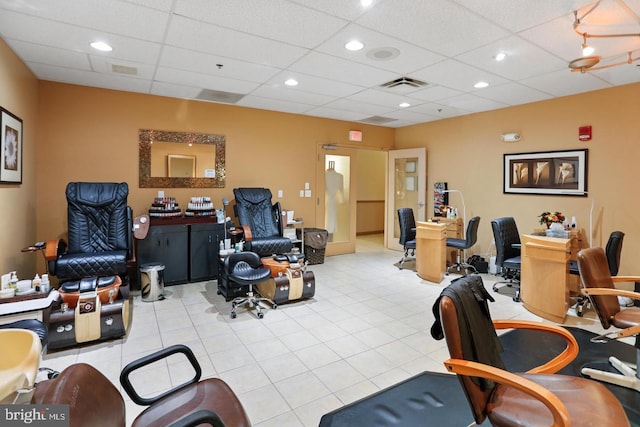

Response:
(416, 221), (447, 283)
(520, 234), (572, 323)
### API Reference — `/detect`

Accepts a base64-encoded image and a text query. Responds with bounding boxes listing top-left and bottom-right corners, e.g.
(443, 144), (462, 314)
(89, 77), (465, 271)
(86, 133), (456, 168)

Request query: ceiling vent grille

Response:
(195, 89), (245, 104)
(359, 115), (396, 125)
(111, 64), (138, 75)
(380, 77), (428, 89)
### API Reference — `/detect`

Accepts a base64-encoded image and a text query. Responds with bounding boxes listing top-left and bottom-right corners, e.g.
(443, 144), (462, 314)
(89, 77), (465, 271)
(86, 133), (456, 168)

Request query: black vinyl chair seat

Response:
(397, 208), (416, 269)
(446, 216), (480, 275)
(491, 217), (522, 302)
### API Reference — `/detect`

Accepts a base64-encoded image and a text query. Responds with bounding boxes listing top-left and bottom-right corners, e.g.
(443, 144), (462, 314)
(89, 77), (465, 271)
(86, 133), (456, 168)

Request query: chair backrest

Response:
(233, 188), (282, 238)
(491, 217), (521, 267)
(463, 216), (481, 248)
(433, 276), (504, 425)
(397, 208), (416, 245)
(66, 182), (130, 254)
(577, 247), (621, 329)
(605, 231), (624, 276)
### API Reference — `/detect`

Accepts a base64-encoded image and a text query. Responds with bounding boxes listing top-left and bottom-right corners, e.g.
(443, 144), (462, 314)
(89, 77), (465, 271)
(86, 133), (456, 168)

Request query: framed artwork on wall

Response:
(1, 108), (23, 184)
(504, 149), (588, 196)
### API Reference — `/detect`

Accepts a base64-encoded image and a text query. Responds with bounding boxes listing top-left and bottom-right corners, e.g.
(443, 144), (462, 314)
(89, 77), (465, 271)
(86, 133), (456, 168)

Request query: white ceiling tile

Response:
(356, 0), (509, 56)
(455, 36), (568, 80)
(159, 46), (281, 84)
(304, 106), (371, 122)
(475, 82), (553, 106)
(520, 69), (612, 97)
(322, 98), (395, 116)
(406, 86), (463, 102)
(154, 67), (260, 94)
(288, 0), (371, 21)
(264, 71), (366, 98)
(174, 0), (346, 48)
(5, 39), (91, 70)
(314, 24), (445, 74)
(165, 15), (308, 69)
(411, 60), (508, 92)
(289, 51), (398, 86)
(150, 81), (202, 100)
(249, 85), (335, 106)
(89, 56), (156, 79)
(236, 95), (315, 115)
(440, 93), (509, 113)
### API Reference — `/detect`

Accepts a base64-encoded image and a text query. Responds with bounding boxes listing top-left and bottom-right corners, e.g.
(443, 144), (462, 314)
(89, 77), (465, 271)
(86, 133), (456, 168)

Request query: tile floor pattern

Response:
(41, 235), (627, 426)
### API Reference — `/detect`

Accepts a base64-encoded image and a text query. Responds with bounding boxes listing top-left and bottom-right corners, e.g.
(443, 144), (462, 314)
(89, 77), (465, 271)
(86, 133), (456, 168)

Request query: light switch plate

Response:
(299, 190), (304, 197)
(304, 182), (310, 190)
(277, 189), (283, 198)
(305, 190), (312, 197)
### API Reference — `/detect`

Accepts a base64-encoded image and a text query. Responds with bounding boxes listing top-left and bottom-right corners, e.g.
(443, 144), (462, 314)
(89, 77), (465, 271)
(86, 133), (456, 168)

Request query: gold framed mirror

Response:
(139, 129), (225, 188)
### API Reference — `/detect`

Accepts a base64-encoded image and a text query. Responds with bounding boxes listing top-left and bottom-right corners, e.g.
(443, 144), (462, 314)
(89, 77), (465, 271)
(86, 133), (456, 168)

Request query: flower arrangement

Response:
(538, 211), (565, 226)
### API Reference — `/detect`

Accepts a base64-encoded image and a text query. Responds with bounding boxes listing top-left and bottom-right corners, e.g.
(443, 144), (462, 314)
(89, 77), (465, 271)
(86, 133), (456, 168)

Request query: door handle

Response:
(418, 201), (425, 207)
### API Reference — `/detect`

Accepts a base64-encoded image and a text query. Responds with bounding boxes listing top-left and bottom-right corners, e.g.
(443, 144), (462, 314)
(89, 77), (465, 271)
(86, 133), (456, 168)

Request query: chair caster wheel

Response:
(257, 312), (264, 319)
(576, 306), (584, 317)
(272, 303), (277, 309)
(231, 312), (237, 319)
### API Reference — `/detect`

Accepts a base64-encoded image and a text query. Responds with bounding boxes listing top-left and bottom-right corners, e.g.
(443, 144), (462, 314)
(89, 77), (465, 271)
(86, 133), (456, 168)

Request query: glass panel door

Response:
(386, 148), (426, 250)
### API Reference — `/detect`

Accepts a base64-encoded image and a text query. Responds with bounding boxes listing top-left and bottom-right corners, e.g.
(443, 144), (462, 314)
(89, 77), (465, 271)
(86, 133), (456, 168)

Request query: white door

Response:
(316, 146), (357, 256)
(385, 148), (427, 250)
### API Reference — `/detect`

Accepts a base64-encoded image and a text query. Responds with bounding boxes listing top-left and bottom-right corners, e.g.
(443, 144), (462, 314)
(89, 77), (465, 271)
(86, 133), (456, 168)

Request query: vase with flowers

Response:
(538, 211), (565, 229)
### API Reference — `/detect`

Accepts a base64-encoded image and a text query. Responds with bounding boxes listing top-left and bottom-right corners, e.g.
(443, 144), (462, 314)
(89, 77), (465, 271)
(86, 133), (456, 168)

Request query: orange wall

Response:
(35, 82), (396, 251)
(0, 40), (39, 277)
(396, 82), (640, 277)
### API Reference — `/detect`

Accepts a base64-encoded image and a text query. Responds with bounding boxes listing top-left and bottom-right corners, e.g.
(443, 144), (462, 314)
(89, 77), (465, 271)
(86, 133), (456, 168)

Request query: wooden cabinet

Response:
(430, 217), (463, 263)
(137, 218), (226, 285)
(416, 221), (447, 283)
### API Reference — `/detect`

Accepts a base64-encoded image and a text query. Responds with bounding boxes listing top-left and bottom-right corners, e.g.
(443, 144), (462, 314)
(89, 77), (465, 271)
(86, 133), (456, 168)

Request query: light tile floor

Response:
(41, 235), (624, 426)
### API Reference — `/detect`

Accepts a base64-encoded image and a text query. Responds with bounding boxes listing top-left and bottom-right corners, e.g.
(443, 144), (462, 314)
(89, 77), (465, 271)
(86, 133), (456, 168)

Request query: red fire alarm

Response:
(579, 126), (592, 141)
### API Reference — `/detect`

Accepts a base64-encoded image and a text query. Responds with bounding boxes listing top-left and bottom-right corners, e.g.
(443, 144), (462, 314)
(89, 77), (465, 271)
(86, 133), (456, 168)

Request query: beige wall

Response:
(0, 40), (39, 277)
(396, 82), (640, 277)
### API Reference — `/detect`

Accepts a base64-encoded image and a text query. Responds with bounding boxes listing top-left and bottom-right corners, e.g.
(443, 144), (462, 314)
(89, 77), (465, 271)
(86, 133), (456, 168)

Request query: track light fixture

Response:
(569, 0), (640, 73)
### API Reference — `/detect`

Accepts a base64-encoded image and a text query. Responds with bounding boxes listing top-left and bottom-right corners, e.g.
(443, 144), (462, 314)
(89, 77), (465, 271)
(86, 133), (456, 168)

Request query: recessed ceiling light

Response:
(345, 40), (364, 51)
(90, 41), (112, 52)
(495, 52), (506, 61)
(399, 102), (411, 108)
(474, 81), (489, 89)
(284, 78), (298, 86)
(361, 0), (373, 7)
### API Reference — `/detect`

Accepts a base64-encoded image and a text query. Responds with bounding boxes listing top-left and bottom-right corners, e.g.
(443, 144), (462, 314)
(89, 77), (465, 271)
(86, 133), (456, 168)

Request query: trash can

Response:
(302, 228), (329, 265)
(140, 263), (165, 302)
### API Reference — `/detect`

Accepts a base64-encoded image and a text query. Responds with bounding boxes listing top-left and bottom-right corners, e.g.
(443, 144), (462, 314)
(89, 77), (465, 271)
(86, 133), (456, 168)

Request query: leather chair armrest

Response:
(120, 344), (201, 406)
(168, 410), (225, 427)
(44, 239), (66, 261)
(492, 320), (579, 374)
(444, 358), (570, 427)
(240, 225), (253, 241)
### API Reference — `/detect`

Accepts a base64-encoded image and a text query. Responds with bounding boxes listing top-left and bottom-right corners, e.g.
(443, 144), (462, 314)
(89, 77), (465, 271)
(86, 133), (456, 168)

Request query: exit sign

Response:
(349, 130), (362, 142)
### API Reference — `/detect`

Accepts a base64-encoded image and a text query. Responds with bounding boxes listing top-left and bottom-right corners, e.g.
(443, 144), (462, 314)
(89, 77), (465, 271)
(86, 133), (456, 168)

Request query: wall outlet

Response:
(277, 189), (283, 198)
(304, 190), (312, 197)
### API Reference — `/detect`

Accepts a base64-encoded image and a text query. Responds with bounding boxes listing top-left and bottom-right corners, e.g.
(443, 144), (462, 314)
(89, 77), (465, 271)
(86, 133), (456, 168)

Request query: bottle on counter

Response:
(32, 274), (41, 292)
(41, 274), (50, 293)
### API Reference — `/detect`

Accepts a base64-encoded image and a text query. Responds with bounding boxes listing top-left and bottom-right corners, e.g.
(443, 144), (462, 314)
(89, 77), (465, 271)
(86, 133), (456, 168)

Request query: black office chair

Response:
(446, 216), (480, 275)
(569, 231), (624, 316)
(397, 208), (416, 270)
(491, 217), (522, 302)
(225, 251), (276, 319)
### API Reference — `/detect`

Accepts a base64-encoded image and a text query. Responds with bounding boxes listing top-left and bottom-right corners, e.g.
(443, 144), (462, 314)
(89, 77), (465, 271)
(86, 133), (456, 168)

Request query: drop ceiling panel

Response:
(174, 0), (347, 48)
(154, 67), (260, 94)
(236, 95), (315, 115)
(441, 93), (508, 113)
(406, 86), (464, 102)
(151, 81), (202, 100)
(89, 56), (155, 79)
(455, 36), (568, 81)
(249, 85), (335, 106)
(5, 39), (91, 70)
(322, 98), (396, 116)
(314, 24), (445, 74)
(159, 46), (281, 84)
(356, 0), (509, 56)
(521, 69), (612, 97)
(346, 88), (420, 109)
(264, 72), (366, 98)
(304, 106), (370, 122)
(289, 51), (398, 86)
(165, 15), (308, 69)
(475, 82), (553, 106)
(28, 62), (152, 93)
(411, 60), (508, 92)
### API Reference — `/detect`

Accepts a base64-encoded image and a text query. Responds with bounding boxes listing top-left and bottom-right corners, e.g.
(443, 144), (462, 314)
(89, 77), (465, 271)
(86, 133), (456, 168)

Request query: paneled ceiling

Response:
(0, 0), (638, 127)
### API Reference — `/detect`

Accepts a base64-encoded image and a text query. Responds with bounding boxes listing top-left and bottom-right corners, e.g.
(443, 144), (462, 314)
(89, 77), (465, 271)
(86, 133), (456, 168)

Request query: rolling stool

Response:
(225, 252), (276, 319)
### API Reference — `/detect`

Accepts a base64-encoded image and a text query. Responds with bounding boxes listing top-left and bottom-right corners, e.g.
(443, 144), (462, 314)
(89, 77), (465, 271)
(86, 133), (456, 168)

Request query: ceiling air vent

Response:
(111, 64), (138, 75)
(359, 115), (396, 125)
(380, 77), (427, 89)
(195, 89), (245, 104)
